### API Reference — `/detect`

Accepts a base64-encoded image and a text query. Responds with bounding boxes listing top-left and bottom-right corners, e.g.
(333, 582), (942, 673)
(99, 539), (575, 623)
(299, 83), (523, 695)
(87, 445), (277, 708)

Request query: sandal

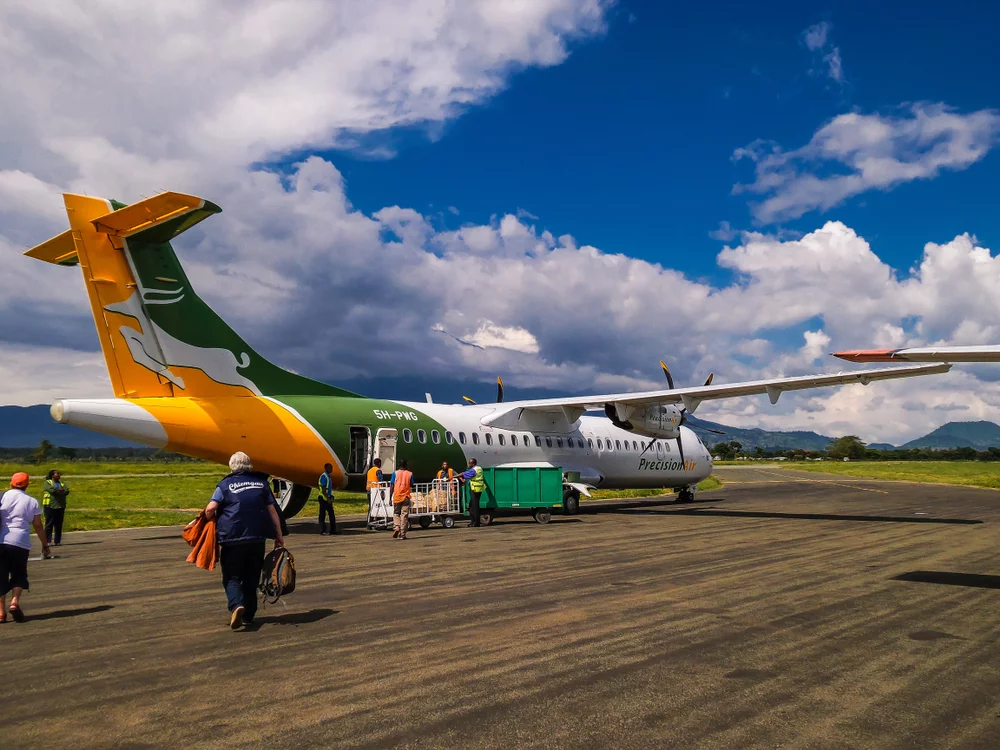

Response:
(9, 605), (24, 623)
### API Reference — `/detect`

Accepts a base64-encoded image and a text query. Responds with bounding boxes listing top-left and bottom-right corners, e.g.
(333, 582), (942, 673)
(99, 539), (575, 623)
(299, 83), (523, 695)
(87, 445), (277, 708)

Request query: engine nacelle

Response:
(632, 403), (682, 439)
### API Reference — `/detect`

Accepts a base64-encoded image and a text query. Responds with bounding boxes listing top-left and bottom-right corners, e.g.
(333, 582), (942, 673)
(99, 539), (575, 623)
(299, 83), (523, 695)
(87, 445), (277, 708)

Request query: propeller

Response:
(463, 376), (506, 405)
(645, 361), (724, 465)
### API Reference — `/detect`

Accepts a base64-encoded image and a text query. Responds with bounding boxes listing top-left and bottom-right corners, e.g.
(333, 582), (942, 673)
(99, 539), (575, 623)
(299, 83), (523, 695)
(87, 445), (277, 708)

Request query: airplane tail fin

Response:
(25, 192), (358, 400)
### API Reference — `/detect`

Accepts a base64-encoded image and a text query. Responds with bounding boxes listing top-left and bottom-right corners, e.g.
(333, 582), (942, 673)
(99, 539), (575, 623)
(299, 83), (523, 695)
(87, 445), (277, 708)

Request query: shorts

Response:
(0, 544), (30, 595)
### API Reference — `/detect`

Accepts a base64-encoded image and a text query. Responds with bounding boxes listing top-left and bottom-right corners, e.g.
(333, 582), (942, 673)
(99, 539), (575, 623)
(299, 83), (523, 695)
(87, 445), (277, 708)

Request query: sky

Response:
(1, 0), (1000, 445)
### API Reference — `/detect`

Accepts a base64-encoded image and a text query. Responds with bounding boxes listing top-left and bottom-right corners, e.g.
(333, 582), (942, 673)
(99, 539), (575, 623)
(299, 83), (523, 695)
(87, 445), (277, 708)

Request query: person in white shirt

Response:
(0, 472), (50, 623)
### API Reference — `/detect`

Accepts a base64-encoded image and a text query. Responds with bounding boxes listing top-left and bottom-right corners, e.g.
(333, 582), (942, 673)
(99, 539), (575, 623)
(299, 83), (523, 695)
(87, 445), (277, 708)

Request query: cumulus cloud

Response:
(734, 103), (1000, 223)
(2, 1), (999, 445)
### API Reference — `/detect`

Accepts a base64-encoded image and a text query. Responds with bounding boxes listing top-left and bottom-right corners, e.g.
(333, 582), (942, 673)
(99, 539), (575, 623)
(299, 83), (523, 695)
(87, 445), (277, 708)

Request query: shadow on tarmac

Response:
(246, 608), (339, 628)
(26, 605), (114, 622)
(621, 508), (983, 525)
(894, 571), (1000, 589)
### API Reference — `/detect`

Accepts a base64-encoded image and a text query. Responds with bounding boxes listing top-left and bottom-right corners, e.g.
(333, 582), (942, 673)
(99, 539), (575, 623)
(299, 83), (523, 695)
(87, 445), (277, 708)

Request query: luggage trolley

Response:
(409, 478), (462, 529)
(366, 482), (394, 530)
(367, 479), (462, 530)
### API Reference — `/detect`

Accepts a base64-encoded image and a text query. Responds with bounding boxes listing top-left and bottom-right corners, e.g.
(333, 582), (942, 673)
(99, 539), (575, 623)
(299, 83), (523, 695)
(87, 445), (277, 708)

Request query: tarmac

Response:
(4, 465), (1000, 749)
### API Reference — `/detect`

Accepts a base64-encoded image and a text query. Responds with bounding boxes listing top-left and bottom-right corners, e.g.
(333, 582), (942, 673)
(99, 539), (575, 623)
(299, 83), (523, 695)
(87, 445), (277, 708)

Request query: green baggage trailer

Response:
(462, 466), (565, 524)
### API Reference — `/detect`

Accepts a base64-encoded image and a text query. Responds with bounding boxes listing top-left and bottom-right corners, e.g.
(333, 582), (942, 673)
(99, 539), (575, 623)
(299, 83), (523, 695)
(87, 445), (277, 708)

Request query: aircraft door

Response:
(374, 428), (397, 474)
(347, 426), (371, 474)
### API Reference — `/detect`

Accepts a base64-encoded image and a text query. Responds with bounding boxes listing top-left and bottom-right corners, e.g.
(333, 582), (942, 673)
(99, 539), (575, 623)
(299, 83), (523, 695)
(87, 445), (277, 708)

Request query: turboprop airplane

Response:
(24, 191), (951, 517)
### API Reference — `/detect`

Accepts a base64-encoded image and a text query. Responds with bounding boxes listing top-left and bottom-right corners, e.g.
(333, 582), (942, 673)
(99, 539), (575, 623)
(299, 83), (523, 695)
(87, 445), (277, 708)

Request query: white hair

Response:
(229, 451), (253, 473)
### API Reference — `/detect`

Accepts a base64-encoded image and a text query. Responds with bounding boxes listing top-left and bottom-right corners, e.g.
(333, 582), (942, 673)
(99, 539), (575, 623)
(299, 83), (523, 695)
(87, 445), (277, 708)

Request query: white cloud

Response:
(734, 104), (1000, 223)
(801, 21), (844, 84)
(802, 22), (830, 51)
(3, 1), (1000, 445)
(708, 220), (739, 242)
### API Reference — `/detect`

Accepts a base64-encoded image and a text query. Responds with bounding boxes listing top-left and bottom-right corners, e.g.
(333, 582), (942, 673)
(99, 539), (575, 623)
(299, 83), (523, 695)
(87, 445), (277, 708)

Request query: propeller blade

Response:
(703, 372), (714, 386)
(676, 435), (685, 467)
(640, 436), (657, 456)
(691, 424), (726, 435)
(660, 360), (675, 390)
(462, 396), (477, 405)
(497, 376), (504, 404)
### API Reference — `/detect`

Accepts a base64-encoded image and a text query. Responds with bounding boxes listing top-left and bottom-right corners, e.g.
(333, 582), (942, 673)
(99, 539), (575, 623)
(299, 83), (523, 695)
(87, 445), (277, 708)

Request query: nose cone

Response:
(832, 349), (897, 362)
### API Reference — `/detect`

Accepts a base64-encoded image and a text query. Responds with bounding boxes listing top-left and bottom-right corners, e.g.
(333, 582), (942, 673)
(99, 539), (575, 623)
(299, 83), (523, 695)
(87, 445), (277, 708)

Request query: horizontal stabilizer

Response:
(24, 229), (79, 266)
(91, 191), (221, 240)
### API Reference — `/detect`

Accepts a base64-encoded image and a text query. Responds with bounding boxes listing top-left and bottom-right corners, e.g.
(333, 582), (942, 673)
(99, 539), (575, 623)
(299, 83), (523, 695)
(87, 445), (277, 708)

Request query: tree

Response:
(32, 439), (54, 464)
(828, 435), (866, 460)
(56, 446), (78, 460)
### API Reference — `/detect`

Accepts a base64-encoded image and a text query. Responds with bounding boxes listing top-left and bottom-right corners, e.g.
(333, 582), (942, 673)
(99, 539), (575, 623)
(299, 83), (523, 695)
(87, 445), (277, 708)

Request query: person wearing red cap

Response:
(0, 472), (50, 623)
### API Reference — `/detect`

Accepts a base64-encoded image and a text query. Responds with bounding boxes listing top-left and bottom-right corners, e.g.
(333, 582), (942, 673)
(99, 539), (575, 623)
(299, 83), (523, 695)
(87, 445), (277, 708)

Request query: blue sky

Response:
(328, 0), (1000, 282)
(2, 0), (1000, 443)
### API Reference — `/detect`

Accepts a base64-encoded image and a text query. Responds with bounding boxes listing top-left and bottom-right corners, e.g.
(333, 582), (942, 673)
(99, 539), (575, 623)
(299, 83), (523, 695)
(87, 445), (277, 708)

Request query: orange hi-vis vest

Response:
(392, 470), (413, 503)
(436, 468), (454, 481)
(366, 466), (382, 490)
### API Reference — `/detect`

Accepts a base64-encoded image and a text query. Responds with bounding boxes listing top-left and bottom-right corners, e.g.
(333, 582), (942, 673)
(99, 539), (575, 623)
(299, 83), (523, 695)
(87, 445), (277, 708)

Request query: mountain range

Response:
(5, 404), (1000, 452)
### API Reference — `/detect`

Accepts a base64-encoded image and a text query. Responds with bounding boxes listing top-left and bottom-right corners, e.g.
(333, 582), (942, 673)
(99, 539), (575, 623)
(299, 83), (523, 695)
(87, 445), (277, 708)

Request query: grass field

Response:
(0, 462), (722, 531)
(783, 461), (1000, 490)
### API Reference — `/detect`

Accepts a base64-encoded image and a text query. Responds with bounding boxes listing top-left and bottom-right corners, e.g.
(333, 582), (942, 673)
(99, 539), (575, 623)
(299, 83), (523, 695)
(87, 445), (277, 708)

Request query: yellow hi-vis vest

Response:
(469, 466), (485, 493)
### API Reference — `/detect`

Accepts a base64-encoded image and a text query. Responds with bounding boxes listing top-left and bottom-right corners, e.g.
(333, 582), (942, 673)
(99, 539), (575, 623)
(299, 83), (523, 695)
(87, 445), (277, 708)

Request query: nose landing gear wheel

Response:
(677, 489), (695, 503)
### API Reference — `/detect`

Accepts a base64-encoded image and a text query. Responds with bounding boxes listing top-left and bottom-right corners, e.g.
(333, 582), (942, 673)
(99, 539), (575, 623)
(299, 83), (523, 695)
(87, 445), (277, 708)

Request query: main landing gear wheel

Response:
(677, 488), (695, 504)
(273, 480), (312, 518)
(442, 516), (456, 529)
(419, 517), (432, 529)
(562, 488), (580, 515)
(533, 509), (552, 524)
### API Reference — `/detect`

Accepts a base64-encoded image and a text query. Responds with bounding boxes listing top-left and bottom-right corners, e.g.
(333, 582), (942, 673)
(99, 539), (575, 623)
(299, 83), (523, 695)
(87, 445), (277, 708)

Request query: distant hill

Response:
(0, 405), (140, 449)
(898, 421), (1000, 450)
(686, 416), (835, 451)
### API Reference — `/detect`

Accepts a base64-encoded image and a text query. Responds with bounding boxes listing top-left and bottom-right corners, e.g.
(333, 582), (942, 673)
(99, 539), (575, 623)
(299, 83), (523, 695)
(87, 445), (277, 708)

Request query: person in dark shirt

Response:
(204, 452), (284, 630)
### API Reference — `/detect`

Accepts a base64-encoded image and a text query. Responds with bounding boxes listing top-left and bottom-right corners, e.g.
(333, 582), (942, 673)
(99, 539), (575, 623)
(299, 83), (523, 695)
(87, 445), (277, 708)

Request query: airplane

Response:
(834, 346), (1000, 363)
(23, 191), (951, 518)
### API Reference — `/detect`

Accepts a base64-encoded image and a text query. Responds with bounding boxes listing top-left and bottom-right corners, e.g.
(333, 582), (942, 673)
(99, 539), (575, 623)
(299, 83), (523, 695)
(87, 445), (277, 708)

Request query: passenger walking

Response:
(42, 470), (70, 546)
(459, 458), (486, 527)
(0, 473), (50, 623)
(204, 452), (285, 630)
(392, 459), (414, 540)
(317, 462), (338, 535)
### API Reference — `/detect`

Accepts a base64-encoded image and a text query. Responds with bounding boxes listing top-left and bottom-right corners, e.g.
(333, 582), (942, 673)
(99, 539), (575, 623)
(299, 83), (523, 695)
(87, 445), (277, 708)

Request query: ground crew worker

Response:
(204, 452), (284, 630)
(317, 463), (338, 535)
(392, 459), (414, 540)
(458, 458), (485, 527)
(436, 462), (455, 482)
(366, 458), (384, 490)
(42, 469), (69, 546)
(0, 473), (50, 623)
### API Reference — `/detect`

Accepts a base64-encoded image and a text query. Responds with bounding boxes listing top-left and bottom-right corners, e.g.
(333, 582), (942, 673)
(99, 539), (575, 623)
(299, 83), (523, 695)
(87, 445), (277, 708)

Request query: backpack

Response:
(259, 546), (296, 603)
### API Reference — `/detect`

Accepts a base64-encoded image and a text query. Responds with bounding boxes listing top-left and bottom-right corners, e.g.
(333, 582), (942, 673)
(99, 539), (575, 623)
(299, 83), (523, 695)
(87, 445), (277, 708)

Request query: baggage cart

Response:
(367, 478), (463, 530)
(463, 466), (564, 524)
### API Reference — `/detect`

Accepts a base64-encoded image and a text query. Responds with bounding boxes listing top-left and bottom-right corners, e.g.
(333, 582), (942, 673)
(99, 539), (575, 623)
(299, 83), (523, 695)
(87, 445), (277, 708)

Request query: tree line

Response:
(0, 440), (205, 464)
(711, 435), (1000, 462)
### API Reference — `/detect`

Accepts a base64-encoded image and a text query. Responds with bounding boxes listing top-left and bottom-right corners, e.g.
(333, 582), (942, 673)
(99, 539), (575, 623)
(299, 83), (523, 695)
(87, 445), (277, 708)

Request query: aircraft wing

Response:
(834, 346), (1000, 363)
(478, 363), (951, 428)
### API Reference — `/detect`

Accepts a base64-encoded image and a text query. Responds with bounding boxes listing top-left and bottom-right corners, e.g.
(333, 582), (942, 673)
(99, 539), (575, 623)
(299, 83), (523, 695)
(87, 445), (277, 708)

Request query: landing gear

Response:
(676, 487), (696, 504)
(562, 488), (580, 515)
(273, 480), (312, 518)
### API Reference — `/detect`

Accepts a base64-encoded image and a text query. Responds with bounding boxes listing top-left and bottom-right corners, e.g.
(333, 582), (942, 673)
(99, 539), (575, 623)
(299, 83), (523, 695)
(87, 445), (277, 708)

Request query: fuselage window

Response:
(632, 441), (638, 451)
(622, 440), (629, 451)
(472, 433), (480, 445)
(588, 438), (594, 449)
(578, 438), (585, 449)
(431, 430), (441, 444)
(524, 434), (531, 446)
(485, 433), (493, 446)
(511, 435), (518, 447)
(403, 429), (413, 443)
(545, 437), (553, 447)
(656, 441), (663, 453)
(417, 429), (427, 444)
(556, 437), (563, 448)
(459, 432), (466, 445)
(565, 438), (572, 449)
(498, 434), (505, 446)
(616, 440), (622, 450)
(597, 439), (604, 450)
(607, 440), (614, 452)
(445, 431), (454, 445)
(535, 436), (542, 447)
